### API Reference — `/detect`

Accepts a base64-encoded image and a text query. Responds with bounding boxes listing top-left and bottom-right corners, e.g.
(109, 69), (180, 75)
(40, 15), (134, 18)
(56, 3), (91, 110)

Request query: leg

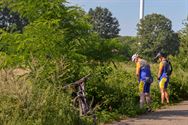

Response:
(145, 93), (152, 112)
(144, 82), (151, 110)
(159, 78), (167, 104)
(144, 82), (151, 105)
(139, 81), (145, 108)
(140, 92), (145, 108)
(145, 93), (151, 105)
(164, 79), (169, 104)
(160, 88), (165, 104)
(164, 90), (169, 103)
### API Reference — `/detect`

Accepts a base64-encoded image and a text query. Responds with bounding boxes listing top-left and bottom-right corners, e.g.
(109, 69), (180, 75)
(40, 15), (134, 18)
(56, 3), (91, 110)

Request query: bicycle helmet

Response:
(132, 53), (139, 62)
(155, 52), (166, 59)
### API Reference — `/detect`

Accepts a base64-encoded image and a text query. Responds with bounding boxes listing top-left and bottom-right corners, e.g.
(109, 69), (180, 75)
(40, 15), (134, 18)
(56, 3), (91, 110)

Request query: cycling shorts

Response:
(159, 77), (169, 89)
(139, 80), (150, 93)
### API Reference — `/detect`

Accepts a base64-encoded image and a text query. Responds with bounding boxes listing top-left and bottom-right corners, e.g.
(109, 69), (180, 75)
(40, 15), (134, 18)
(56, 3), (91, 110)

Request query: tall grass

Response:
(0, 67), (92, 125)
(86, 61), (188, 123)
(0, 57), (188, 125)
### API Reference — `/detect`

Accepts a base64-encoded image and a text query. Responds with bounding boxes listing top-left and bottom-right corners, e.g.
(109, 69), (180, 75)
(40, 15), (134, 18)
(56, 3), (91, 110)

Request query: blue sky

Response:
(68, 0), (188, 36)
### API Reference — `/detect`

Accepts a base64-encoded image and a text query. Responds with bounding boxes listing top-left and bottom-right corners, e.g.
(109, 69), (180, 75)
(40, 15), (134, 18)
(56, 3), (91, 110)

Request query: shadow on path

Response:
(133, 109), (188, 121)
(106, 101), (188, 125)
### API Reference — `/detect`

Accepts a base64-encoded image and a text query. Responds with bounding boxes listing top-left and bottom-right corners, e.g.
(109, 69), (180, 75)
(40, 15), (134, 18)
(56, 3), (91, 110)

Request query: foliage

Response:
(0, 7), (28, 33)
(1, 0), (66, 22)
(85, 64), (144, 122)
(85, 61), (188, 123)
(137, 13), (180, 57)
(81, 34), (131, 63)
(0, 1), (94, 123)
(0, 67), (92, 125)
(0, 0), (91, 68)
(0, 0), (188, 124)
(88, 7), (120, 39)
(175, 18), (188, 69)
(118, 36), (139, 55)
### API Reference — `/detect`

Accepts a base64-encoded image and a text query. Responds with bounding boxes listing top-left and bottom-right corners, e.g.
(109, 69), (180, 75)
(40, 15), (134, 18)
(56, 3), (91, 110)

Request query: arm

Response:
(136, 62), (141, 81)
(157, 62), (163, 80)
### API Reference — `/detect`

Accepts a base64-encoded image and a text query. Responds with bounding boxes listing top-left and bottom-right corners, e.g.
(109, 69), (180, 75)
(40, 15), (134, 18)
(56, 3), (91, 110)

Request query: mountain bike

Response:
(63, 74), (96, 124)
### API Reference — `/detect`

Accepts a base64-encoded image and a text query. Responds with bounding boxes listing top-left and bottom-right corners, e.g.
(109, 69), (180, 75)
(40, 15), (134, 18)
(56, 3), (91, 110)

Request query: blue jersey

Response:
(159, 60), (169, 79)
(136, 59), (152, 82)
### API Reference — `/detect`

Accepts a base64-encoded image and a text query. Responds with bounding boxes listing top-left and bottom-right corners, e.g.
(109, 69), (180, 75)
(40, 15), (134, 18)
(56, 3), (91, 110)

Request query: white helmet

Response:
(131, 53), (139, 62)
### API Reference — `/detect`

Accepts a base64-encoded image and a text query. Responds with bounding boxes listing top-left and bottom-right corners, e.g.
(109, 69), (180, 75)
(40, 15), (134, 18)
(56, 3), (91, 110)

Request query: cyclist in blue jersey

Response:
(132, 54), (153, 110)
(155, 52), (170, 104)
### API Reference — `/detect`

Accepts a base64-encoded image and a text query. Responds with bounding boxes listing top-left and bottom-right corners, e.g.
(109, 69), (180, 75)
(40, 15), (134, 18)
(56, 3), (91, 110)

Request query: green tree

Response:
(0, 0), (91, 61)
(0, 7), (27, 33)
(176, 18), (188, 69)
(0, 1), (95, 124)
(82, 34), (131, 62)
(137, 13), (180, 57)
(118, 36), (138, 55)
(0, 0), (93, 82)
(88, 7), (120, 39)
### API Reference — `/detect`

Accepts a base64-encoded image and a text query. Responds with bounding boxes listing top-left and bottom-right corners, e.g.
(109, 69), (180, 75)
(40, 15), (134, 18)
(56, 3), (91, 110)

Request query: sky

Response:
(68, 0), (188, 36)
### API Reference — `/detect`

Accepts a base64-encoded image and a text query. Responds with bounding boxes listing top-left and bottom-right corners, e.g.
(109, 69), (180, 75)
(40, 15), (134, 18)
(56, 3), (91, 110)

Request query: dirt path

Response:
(105, 101), (188, 125)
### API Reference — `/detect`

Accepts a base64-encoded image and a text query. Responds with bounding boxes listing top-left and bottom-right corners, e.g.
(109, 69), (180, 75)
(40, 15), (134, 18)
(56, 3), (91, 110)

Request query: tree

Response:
(0, 0), (91, 67)
(0, 7), (27, 33)
(137, 13), (180, 57)
(88, 7), (120, 39)
(176, 18), (188, 69)
(118, 36), (138, 55)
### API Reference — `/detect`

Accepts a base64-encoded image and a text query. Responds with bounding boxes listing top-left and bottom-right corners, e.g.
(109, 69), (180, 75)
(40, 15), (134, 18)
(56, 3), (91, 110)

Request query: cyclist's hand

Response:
(157, 77), (160, 83)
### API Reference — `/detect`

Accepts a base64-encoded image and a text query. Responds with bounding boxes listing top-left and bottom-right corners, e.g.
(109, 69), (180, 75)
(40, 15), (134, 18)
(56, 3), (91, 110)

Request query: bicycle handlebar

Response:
(63, 74), (90, 89)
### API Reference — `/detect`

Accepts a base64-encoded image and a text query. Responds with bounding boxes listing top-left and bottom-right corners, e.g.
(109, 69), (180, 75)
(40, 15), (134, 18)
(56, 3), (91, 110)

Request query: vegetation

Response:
(0, 0), (187, 125)
(0, 7), (27, 33)
(88, 7), (120, 39)
(0, 66), (93, 125)
(137, 13), (180, 58)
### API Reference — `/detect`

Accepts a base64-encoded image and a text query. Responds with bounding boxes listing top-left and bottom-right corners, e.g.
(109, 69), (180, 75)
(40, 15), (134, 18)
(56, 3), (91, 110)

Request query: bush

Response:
(0, 67), (92, 125)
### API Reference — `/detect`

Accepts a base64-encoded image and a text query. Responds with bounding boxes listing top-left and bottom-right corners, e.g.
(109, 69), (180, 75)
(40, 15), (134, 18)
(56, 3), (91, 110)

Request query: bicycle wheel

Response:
(74, 95), (89, 116)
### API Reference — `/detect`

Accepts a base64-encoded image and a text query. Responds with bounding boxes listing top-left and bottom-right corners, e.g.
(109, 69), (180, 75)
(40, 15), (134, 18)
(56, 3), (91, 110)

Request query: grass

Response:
(95, 61), (188, 123)
(0, 59), (187, 125)
(0, 68), (93, 125)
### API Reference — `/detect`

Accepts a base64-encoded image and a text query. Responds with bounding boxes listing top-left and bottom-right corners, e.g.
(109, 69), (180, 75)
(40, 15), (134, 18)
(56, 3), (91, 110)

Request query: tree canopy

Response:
(176, 18), (188, 69)
(88, 7), (120, 39)
(0, 7), (27, 32)
(137, 13), (180, 57)
(0, 0), (92, 67)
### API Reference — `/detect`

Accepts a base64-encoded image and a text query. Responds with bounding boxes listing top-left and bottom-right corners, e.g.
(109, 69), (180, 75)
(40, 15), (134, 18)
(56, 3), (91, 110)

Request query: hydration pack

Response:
(166, 60), (173, 76)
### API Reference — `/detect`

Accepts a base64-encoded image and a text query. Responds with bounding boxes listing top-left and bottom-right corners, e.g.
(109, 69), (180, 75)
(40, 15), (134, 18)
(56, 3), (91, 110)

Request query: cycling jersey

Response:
(136, 59), (152, 82)
(159, 60), (169, 78)
(136, 59), (152, 93)
(159, 59), (170, 89)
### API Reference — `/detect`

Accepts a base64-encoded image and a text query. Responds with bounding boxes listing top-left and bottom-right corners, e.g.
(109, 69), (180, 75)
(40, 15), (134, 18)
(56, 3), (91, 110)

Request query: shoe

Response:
(146, 108), (152, 112)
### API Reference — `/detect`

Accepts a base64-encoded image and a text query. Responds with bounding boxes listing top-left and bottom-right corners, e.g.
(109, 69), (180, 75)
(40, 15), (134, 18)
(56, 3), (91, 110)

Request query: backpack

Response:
(166, 60), (173, 76)
(145, 76), (153, 84)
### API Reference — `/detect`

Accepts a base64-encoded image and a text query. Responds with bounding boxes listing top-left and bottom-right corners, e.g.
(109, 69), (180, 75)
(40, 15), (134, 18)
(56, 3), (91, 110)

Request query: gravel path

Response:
(104, 101), (188, 125)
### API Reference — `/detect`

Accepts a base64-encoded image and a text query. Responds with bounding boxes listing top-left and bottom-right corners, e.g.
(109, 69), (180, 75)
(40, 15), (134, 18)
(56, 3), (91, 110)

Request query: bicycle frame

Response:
(63, 74), (97, 125)
(74, 81), (89, 116)
(63, 74), (90, 116)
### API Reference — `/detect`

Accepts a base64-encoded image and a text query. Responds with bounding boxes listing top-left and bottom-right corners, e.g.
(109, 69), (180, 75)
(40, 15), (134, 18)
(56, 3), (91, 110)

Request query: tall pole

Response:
(138, 0), (144, 47)
(139, 0), (144, 20)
